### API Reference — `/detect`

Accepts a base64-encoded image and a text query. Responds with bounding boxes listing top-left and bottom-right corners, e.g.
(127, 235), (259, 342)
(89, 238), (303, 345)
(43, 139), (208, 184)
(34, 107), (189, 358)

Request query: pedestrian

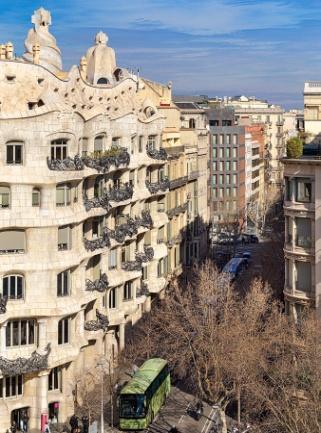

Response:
(44, 422), (50, 433)
(82, 416), (89, 433)
(69, 415), (78, 433)
(11, 421), (17, 433)
(22, 411), (29, 433)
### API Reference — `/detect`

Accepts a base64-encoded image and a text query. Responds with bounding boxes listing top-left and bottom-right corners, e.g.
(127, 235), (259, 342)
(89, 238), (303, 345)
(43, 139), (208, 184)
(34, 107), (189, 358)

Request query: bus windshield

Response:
(120, 394), (146, 419)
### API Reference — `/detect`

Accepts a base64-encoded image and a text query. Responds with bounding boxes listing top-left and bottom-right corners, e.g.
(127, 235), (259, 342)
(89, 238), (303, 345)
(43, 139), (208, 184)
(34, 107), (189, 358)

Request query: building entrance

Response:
(11, 407), (29, 432)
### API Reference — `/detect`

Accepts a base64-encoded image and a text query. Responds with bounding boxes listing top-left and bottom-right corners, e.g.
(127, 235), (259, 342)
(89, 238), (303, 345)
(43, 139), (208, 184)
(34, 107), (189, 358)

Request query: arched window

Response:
(2, 274), (24, 299)
(32, 188), (41, 207)
(189, 118), (196, 129)
(51, 139), (68, 160)
(0, 230), (25, 254)
(97, 77), (109, 85)
(0, 185), (10, 208)
(94, 135), (104, 154)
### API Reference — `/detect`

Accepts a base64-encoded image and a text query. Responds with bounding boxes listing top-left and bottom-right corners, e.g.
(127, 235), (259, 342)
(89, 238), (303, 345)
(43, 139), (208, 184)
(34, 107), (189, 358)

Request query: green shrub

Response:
(286, 137), (303, 158)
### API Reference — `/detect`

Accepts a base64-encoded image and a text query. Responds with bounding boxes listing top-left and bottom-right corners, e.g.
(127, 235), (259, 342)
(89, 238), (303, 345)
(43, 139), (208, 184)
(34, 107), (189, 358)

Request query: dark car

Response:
(249, 235), (259, 243)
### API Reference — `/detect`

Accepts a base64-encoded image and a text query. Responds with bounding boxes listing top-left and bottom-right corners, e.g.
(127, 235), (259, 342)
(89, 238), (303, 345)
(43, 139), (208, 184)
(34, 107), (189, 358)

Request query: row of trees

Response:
(124, 262), (321, 433)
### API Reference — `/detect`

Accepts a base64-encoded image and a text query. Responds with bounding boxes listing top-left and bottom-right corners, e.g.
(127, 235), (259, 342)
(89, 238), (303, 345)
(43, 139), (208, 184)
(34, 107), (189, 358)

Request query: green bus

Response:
(119, 358), (170, 430)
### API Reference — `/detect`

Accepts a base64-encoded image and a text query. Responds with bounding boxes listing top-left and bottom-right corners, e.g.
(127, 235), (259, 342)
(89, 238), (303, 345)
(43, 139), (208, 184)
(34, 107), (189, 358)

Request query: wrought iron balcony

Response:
(136, 210), (153, 229)
(108, 182), (133, 202)
(0, 343), (51, 375)
(136, 246), (154, 263)
(47, 155), (84, 171)
(0, 295), (7, 314)
(146, 144), (168, 161)
(169, 176), (188, 190)
(121, 260), (142, 272)
(145, 177), (170, 194)
(85, 273), (109, 292)
(82, 148), (130, 173)
(167, 202), (188, 219)
(83, 193), (111, 212)
(121, 246), (154, 271)
(84, 310), (109, 332)
(108, 216), (138, 244)
(83, 229), (111, 251)
(137, 282), (149, 297)
(83, 182), (133, 211)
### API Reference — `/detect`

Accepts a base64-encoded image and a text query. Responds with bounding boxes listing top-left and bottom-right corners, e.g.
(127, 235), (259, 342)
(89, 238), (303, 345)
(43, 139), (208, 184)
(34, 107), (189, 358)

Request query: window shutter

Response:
(58, 226), (70, 247)
(94, 136), (103, 152)
(0, 230), (25, 251)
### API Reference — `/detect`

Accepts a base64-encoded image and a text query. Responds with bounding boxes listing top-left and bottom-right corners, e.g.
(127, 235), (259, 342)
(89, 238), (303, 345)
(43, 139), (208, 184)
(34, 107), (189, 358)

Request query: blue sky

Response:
(2, 1), (321, 108)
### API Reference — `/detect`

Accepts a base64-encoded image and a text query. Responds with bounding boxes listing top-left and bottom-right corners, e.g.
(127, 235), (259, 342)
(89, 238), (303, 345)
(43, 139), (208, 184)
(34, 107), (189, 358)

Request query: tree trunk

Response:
(237, 384), (241, 427)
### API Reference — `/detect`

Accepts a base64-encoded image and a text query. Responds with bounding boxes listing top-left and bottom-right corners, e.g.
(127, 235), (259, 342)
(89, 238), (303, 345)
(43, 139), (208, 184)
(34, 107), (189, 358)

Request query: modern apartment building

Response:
(0, 8), (206, 431)
(225, 96), (285, 200)
(207, 107), (246, 230)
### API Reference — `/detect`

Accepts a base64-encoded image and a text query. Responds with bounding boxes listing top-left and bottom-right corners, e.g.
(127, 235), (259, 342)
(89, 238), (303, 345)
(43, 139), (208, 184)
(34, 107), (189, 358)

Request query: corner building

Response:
(0, 8), (175, 431)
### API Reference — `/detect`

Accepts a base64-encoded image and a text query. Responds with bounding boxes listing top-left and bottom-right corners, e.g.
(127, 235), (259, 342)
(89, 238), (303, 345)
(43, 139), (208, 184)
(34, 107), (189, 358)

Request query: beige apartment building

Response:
(0, 8), (211, 432)
(283, 156), (321, 320)
(174, 101), (209, 262)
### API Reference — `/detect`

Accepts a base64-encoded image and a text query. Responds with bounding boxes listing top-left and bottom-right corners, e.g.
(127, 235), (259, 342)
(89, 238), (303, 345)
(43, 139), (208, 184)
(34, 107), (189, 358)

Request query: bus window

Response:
(120, 394), (146, 418)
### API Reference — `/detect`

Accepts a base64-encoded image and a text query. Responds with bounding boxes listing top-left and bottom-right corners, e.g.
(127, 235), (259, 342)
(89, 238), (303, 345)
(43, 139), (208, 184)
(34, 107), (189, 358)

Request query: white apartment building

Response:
(0, 8), (176, 431)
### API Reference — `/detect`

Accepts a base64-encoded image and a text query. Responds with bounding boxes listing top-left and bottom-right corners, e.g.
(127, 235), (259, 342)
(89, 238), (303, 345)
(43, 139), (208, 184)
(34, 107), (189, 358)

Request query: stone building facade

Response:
(0, 8), (208, 432)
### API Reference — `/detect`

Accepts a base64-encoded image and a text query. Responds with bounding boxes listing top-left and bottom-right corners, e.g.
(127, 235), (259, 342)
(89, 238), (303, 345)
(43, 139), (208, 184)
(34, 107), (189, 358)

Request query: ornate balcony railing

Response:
(146, 145), (168, 161)
(47, 155), (84, 171)
(167, 202), (188, 219)
(121, 246), (154, 271)
(83, 193), (111, 212)
(137, 282), (149, 297)
(0, 343), (51, 375)
(108, 217), (138, 244)
(83, 229), (111, 251)
(108, 183), (134, 202)
(145, 178), (170, 194)
(136, 246), (154, 263)
(83, 183), (133, 211)
(136, 210), (153, 229)
(84, 310), (109, 332)
(85, 273), (109, 292)
(0, 295), (7, 314)
(169, 176), (188, 190)
(83, 148), (130, 173)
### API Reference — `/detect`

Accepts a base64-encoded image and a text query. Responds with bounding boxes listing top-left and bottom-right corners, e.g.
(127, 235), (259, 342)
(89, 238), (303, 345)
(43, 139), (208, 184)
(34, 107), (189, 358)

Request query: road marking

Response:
(201, 406), (216, 433)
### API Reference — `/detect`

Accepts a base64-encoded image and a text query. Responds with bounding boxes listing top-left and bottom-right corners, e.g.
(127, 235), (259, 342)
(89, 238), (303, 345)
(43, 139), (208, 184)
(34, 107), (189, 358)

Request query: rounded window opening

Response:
(97, 77), (109, 85)
(114, 68), (123, 82)
(144, 106), (156, 118)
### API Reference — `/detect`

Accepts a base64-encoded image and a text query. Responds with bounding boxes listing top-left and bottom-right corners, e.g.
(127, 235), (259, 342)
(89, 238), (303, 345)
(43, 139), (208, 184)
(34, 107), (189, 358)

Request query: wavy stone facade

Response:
(0, 8), (174, 432)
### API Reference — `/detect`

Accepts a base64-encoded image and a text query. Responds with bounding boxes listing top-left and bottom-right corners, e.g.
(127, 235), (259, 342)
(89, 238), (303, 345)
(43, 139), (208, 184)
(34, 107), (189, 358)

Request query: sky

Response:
(2, 1), (321, 109)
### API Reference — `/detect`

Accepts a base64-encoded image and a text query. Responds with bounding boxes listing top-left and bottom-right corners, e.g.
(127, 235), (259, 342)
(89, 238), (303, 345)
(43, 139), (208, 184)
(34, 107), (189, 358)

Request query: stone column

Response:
(292, 259), (296, 293)
(292, 216), (296, 249)
(119, 322), (125, 352)
(38, 319), (47, 348)
(37, 371), (49, 431)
